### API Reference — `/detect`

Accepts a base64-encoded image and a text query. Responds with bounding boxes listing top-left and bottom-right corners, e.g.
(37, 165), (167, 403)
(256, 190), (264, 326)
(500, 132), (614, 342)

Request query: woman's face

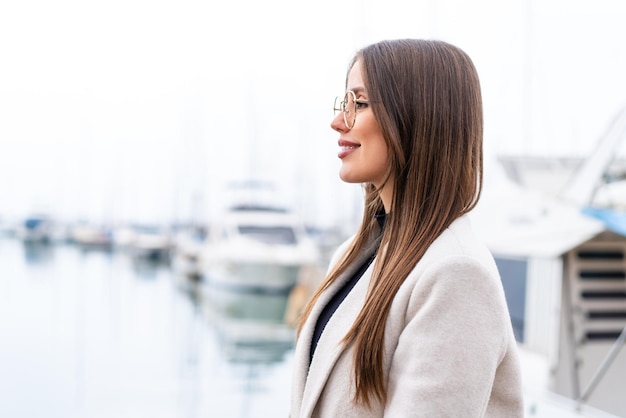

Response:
(331, 60), (391, 192)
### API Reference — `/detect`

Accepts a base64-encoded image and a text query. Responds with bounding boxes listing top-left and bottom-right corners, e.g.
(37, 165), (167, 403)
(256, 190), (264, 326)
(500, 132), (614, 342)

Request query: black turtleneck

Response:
(309, 212), (386, 365)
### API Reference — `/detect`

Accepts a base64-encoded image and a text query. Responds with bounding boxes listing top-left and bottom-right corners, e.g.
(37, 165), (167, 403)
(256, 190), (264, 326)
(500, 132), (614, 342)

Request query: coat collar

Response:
(291, 231), (382, 417)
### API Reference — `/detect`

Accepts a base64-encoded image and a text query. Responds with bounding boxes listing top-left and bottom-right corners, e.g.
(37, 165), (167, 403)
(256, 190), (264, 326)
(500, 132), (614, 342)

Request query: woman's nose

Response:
(330, 112), (348, 132)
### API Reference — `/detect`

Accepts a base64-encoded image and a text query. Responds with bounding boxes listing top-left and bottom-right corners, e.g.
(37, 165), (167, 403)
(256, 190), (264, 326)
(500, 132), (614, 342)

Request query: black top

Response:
(309, 212), (386, 365)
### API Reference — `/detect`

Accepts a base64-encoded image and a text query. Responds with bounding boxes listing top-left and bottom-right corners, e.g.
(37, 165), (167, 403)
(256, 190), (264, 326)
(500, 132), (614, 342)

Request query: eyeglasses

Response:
(333, 90), (370, 129)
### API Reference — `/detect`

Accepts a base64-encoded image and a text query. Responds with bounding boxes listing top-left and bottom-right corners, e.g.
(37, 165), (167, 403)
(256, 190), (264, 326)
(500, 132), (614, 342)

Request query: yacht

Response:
(199, 204), (320, 292)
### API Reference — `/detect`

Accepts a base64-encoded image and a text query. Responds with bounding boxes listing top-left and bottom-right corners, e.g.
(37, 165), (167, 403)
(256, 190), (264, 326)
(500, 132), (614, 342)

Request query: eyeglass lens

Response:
(343, 92), (356, 128)
(334, 91), (357, 129)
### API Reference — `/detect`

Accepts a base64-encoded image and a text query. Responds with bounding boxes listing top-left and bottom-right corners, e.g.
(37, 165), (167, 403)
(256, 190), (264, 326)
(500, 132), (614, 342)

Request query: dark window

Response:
(579, 270), (626, 280)
(238, 226), (297, 245)
(577, 250), (624, 260)
(495, 257), (527, 343)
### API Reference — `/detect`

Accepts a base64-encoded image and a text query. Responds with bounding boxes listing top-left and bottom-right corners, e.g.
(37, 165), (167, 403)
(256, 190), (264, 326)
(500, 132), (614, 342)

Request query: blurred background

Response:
(1, 0), (625, 417)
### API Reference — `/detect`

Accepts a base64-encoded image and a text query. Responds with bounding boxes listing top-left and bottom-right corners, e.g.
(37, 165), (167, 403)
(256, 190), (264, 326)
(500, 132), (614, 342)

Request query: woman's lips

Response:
(338, 139), (360, 159)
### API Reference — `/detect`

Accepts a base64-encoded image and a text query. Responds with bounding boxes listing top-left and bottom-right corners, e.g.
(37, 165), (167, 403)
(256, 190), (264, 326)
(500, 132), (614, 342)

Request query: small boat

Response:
(127, 224), (173, 261)
(111, 223), (173, 261)
(171, 224), (208, 281)
(199, 204), (320, 292)
(69, 222), (113, 249)
(16, 214), (54, 244)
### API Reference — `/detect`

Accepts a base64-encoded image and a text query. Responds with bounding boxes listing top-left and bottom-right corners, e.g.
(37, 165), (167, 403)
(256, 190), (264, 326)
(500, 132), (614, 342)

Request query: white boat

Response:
(69, 222), (113, 249)
(127, 224), (173, 260)
(471, 105), (626, 417)
(199, 204), (320, 292)
(111, 223), (173, 260)
(171, 224), (208, 281)
(16, 214), (51, 243)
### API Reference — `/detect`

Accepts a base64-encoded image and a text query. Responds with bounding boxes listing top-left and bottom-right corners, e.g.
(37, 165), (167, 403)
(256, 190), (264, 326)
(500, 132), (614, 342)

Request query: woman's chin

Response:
(338, 170), (360, 184)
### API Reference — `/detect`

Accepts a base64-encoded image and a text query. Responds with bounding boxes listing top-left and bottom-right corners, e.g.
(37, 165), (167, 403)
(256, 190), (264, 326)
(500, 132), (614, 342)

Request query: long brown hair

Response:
(298, 39), (484, 407)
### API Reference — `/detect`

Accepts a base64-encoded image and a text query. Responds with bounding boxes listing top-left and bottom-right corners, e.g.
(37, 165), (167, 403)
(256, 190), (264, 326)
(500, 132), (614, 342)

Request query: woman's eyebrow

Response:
(350, 86), (367, 96)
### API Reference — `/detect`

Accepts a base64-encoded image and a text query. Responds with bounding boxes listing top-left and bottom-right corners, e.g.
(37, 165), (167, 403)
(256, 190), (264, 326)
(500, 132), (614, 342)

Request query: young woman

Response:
(290, 39), (524, 417)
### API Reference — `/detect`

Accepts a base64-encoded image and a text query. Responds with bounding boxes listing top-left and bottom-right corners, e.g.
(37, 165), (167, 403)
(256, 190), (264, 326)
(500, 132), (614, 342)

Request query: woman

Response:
(290, 39), (524, 417)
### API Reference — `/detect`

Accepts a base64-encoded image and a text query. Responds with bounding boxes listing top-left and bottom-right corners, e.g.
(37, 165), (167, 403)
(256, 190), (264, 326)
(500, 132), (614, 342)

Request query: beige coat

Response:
(290, 215), (524, 417)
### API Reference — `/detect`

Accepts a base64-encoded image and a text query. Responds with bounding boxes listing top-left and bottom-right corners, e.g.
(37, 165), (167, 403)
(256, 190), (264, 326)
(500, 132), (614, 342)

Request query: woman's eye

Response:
(355, 100), (369, 110)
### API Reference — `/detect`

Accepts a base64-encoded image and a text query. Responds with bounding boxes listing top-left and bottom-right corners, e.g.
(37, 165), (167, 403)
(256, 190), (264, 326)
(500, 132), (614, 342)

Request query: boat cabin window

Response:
(238, 225), (297, 245)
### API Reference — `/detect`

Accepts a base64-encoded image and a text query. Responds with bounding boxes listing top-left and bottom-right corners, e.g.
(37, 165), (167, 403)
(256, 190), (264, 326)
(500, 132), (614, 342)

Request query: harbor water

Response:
(0, 237), (294, 418)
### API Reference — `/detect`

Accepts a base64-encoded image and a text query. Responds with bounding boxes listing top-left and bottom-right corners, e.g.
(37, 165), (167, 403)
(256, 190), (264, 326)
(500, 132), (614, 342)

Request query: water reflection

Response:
(202, 285), (295, 364)
(197, 282), (296, 418)
(0, 237), (293, 418)
(21, 241), (55, 265)
(131, 255), (171, 279)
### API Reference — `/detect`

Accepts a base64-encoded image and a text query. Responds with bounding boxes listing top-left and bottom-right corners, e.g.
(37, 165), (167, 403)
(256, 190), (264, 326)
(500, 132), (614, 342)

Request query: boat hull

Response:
(204, 261), (303, 292)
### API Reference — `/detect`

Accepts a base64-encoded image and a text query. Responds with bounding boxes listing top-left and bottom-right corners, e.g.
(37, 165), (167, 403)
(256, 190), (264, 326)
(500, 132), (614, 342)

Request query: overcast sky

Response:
(1, 0), (625, 229)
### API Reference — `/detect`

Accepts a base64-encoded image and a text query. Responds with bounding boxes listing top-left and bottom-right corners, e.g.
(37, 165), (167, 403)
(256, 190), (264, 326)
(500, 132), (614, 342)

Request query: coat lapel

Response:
(292, 233), (381, 417)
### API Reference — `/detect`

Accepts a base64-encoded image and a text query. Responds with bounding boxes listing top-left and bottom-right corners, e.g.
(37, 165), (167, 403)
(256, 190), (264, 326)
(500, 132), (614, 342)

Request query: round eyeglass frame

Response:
(334, 90), (368, 129)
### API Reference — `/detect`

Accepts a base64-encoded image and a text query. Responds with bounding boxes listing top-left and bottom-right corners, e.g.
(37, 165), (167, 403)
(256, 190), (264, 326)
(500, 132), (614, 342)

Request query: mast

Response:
(559, 106), (626, 207)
